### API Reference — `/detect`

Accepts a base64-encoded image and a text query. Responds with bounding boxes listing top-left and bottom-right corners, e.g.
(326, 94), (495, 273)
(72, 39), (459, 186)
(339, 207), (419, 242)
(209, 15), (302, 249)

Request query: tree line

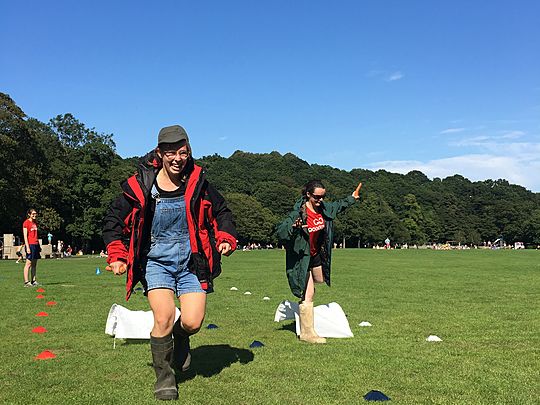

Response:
(1, 92), (539, 252)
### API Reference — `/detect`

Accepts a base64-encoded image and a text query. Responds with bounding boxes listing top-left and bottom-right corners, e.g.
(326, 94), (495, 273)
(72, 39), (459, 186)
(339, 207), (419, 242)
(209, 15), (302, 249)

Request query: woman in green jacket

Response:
(276, 180), (362, 343)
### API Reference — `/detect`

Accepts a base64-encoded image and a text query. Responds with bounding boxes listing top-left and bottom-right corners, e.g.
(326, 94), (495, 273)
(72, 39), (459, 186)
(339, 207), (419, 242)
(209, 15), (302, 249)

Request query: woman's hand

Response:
(218, 242), (233, 256)
(106, 261), (127, 275)
(352, 182), (363, 199)
(292, 217), (307, 229)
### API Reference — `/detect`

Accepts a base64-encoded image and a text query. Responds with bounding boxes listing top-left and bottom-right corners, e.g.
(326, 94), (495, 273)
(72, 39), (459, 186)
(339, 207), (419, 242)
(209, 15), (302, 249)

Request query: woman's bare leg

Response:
(303, 271), (315, 303)
(148, 289), (177, 337)
(311, 266), (324, 284)
(23, 259), (31, 283)
(30, 260), (38, 282)
(178, 292), (206, 333)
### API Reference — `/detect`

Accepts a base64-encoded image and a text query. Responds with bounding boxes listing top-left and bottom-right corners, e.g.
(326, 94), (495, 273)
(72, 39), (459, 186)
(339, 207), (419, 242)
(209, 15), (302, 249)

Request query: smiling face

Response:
(307, 187), (326, 208)
(157, 141), (190, 179)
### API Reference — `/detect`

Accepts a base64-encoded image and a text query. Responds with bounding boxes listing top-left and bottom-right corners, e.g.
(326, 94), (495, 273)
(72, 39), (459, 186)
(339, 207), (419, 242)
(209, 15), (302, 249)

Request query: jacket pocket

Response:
(189, 252), (211, 283)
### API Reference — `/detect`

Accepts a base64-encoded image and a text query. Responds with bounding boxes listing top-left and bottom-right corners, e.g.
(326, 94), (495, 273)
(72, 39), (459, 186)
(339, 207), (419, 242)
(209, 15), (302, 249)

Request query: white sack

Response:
(274, 300), (299, 322)
(105, 303), (180, 339)
(274, 300), (353, 338)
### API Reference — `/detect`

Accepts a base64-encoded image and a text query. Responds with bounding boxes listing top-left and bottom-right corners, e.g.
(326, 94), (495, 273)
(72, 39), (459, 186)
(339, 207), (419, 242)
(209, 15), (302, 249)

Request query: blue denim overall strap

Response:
(147, 184), (191, 269)
(143, 185), (202, 296)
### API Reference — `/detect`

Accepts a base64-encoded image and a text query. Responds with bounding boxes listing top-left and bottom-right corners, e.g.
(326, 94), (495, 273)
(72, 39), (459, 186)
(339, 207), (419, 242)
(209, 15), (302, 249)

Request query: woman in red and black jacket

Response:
(103, 125), (237, 401)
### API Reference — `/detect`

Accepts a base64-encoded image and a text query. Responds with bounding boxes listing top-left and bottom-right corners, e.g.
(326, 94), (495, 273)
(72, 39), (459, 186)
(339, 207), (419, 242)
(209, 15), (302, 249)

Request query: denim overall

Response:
(144, 184), (204, 296)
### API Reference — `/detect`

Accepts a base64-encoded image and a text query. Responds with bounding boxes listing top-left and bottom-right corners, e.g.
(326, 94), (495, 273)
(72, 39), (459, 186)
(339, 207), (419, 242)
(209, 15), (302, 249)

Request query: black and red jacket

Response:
(103, 153), (237, 301)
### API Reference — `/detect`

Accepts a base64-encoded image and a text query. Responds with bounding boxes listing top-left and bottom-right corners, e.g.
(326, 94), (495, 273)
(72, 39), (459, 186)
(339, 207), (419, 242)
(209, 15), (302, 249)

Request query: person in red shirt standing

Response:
(277, 180), (362, 343)
(22, 208), (41, 287)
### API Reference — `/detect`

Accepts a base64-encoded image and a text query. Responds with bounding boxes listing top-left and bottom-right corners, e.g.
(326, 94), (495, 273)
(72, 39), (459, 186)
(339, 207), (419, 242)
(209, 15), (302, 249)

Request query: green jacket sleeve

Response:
(322, 195), (357, 219)
(276, 209), (305, 243)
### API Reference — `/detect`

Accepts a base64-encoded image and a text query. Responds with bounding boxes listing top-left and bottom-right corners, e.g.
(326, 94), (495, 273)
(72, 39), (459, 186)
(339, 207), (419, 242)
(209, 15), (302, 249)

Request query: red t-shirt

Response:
(306, 208), (325, 256)
(23, 219), (39, 245)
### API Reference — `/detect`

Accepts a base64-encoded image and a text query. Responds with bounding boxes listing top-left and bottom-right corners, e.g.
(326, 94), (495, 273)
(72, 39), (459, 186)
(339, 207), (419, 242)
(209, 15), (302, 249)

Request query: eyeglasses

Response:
(311, 194), (326, 200)
(163, 149), (190, 159)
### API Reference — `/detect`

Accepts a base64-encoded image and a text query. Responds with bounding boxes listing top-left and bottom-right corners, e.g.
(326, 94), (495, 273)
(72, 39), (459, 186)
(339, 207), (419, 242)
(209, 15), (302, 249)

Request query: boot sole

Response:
(155, 388), (178, 400)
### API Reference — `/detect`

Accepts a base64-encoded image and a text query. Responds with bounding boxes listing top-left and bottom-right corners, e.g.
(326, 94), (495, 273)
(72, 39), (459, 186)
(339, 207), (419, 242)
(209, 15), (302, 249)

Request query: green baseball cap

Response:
(157, 125), (189, 145)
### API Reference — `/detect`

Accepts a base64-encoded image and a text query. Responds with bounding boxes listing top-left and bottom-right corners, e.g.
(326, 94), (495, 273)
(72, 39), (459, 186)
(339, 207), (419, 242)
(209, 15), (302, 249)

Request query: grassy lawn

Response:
(0, 249), (538, 404)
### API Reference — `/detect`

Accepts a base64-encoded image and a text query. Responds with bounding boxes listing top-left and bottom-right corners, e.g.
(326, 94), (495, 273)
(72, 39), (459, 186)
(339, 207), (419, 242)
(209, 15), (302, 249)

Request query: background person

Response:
(57, 240), (64, 257)
(22, 209), (40, 287)
(15, 244), (25, 264)
(103, 125), (237, 400)
(276, 180), (362, 343)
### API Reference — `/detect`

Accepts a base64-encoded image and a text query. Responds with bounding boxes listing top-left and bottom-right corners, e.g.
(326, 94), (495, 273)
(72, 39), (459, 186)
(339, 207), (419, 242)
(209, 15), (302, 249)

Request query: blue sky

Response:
(2, 1), (539, 191)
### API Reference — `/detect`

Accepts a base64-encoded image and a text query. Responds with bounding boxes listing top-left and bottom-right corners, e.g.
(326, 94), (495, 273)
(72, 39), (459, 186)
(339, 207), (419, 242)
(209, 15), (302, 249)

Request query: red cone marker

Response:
(36, 312), (49, 317)
(35, 350), (56, 360)
(46, 301), (57, 306)
(36, 294), (45, 299)
(32, 326), (47, 334)
(36, 288), (45, 293)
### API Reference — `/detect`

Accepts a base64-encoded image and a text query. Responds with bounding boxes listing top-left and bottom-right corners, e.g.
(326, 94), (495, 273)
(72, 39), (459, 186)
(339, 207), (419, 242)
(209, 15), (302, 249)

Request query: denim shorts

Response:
(145, 258), (205, 296)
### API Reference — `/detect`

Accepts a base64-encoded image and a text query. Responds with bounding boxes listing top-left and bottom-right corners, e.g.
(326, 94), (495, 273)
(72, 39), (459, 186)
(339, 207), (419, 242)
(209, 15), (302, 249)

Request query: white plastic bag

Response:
(105, 303), (180, 340)
(274, 300), (353, 338)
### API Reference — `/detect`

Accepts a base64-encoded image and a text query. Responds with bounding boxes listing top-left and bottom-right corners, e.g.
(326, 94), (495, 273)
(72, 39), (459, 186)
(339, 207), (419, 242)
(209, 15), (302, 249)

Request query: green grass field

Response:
(0, 250), (538, 404)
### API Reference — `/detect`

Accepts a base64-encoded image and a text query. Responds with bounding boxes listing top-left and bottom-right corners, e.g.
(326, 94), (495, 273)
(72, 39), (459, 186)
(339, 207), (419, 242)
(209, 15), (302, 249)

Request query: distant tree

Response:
(39, 208), (63, 233)
(335, 204), (364, 247)
(522, 210), (540, 245)
(353, 192), (405, 246)
(0, 93), (42, 233)
(402, 194), (427, 245)
(224, 193), (277, 244)
(49, 113), (115, 149)
(252, 181), (298, 217)
(2, 92), (539, 251)
(49, 114), (119, 251)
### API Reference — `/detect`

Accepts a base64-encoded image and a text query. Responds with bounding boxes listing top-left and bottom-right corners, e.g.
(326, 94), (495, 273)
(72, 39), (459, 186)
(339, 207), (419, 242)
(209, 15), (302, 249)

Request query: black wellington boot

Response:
(150, 334), (178, 400)
(172, 319), (192, 372)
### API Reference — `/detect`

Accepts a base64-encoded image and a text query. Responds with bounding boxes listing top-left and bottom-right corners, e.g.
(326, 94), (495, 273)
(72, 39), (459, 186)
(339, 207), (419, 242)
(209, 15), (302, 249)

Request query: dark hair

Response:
(27, 208), (37, 218)
(301, 180), (325, 200)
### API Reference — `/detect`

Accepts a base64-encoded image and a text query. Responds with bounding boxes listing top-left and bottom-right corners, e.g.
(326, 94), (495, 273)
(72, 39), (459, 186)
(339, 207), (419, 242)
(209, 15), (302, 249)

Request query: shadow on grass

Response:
(40, 281), (73, 285)
(176, 344), (254, 382)
(123, 339), (148, 345)
(278, 321), (296, 335)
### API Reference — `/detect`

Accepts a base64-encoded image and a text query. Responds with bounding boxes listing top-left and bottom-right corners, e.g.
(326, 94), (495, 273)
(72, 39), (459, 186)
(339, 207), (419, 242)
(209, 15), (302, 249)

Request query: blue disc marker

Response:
(249, 340), (264, 348)
(364, 390), (390, 401)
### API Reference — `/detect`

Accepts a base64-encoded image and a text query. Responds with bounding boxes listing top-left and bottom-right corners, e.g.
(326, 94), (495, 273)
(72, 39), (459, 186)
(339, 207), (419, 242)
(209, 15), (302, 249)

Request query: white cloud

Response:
(218, 136), (228, 141)
(367, 69), (404, 82)
(449, 135), (490, 147)
(486, 142), (540, 159)
(447, 129), (537, 151)
(386, 71), (404, 82)
(440, 127), (466, 134)
(500, 130), (525, 139)
(366, 148), (540, 192)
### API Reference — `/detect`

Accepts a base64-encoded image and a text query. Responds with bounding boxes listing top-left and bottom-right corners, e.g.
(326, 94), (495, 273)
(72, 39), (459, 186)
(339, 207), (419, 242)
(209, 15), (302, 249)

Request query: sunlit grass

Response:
(0, 249), (538, 404)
